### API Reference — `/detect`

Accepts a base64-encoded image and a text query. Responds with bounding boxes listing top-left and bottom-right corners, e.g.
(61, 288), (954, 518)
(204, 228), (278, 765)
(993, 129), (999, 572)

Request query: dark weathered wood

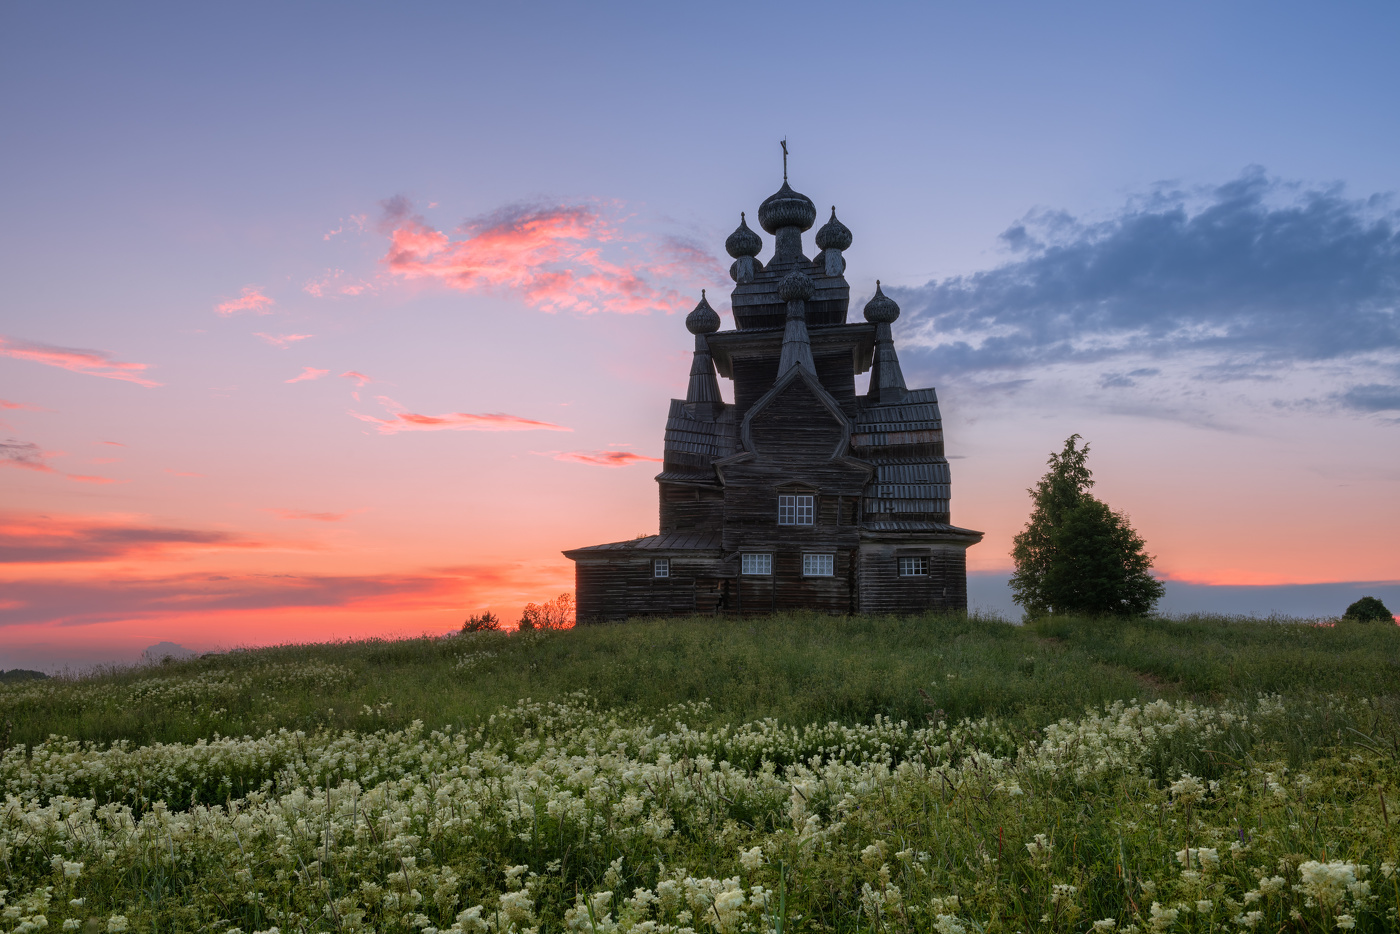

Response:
(565, 185), (983, 622)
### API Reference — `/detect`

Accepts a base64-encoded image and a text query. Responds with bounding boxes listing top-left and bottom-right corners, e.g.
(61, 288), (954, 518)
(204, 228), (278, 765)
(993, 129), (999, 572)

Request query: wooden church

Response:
(564, 162), (982, 621)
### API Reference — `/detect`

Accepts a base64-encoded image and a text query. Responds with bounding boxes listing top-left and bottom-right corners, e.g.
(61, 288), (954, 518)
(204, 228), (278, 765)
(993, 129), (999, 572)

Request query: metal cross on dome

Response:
(780, 139), (788, 181)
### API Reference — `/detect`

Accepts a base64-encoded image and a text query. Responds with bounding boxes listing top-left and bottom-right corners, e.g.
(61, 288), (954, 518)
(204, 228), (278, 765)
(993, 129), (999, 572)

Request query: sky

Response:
(2, 2), (1398, 670)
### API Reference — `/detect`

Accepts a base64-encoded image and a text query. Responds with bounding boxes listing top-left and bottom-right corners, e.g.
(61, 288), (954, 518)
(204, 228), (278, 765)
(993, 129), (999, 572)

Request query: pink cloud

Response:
(0, 562), (548, 627)
(378, 199), (719, 315)
(266, 508), (351, 522)
(323, 214), (367, 241)
(0, 511), (268, 564)
(1, 439), (117, 484)
(1, 439), (54, 473)
(286, 367), (329, 383)
(350, 395), (571, 434)
(304, 269), (372, 298)
(547, 450), (663, 467)
(0, 336), (160, 387)
(215, 286), (275, 316)
(340, 370), (373, 387)
(255, 332), (314, 349)
(164, 469), (203, 477)
(1, 399), (40, 411)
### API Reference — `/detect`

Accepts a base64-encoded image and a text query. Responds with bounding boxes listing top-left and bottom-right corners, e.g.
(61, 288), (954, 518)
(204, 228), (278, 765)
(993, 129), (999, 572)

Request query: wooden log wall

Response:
(658, 483), (725, 533)
(856, 543), (969, 615)
(575, 555), (729, 623)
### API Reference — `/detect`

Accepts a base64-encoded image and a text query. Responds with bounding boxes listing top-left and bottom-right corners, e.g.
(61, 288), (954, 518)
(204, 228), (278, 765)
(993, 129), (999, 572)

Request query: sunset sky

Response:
(3, 3), (1398, 670)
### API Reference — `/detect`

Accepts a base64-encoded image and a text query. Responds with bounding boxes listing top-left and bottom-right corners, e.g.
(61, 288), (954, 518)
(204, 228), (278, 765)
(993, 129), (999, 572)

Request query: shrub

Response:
(461, 611), (501, 633)
(518, 593), (575, 631)
(1343, 595), (1393, 622)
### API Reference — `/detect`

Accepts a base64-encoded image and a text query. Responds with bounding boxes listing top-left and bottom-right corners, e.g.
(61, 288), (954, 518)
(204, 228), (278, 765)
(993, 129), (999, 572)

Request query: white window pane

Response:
(899, 557), (929, 577)
(654, 559), (669, 578)
(803, 553), (834, 576)
(797, 495), (814, 525)
(742, 553), (772, 575)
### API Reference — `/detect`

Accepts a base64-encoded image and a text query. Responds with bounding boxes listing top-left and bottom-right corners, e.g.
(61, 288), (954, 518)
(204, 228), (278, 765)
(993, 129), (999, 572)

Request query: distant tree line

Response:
(461, 593), (575, 634)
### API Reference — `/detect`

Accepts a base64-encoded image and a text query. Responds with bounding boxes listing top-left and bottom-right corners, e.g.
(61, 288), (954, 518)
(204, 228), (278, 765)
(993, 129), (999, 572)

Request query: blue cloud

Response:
(1339, 383), (1400, 412)
(896, 168), (1400, 388)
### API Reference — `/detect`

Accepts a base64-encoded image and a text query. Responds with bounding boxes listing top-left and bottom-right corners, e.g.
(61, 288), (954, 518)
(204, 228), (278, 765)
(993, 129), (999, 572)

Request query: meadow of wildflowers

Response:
(1, 614), (1397, 932)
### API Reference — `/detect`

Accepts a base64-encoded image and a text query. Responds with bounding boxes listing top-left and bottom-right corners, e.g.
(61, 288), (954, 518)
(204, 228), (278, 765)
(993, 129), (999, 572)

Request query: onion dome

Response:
(724, 212), (763, 258)
(686, 290), (722, 334)
(778, 267), (815, 302)
(863, 281), (900, 323)
(814, 206), (853, 251)
(757, 181), (818, 234)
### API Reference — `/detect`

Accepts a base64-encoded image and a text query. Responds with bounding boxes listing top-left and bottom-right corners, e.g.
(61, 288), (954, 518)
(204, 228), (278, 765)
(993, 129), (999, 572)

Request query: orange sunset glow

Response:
(3, 5), (1398, 670)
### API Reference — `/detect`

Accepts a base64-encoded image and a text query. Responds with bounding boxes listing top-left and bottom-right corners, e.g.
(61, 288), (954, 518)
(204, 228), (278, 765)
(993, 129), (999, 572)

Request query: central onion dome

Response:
(686, 290), (721, 333)
(863, 281), (900, 323)
(815, 206), (853, 251)
(757, 181), (818, 234)
(725, 212), (763, 258)
(778, 266), (815, 302)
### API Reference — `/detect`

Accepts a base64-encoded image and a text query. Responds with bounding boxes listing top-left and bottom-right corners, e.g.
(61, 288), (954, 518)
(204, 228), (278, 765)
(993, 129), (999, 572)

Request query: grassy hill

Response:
(2, 613), (1398, 933)
(6, 612), (1398, 748)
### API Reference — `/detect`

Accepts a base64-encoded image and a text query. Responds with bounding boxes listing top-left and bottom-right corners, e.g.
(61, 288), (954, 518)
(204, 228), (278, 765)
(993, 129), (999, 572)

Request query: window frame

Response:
(802, 553), (835, 577)
(898, 556), (929, 577)
(740, 553), (773, 576)
(778, 493), (815, 526)
(653, 558), (670, 579)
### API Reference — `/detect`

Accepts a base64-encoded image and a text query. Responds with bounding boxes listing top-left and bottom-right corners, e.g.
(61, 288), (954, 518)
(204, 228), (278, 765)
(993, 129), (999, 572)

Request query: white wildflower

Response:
(933, 915), (966, 934)
(1169, 774), (1206, 804)
(1299, 860), (1360, 908)
(1092, 920), (1117, 933)
(1147, 902), (1178, 933)
(738, 846), (764, 872)
(1026, 834), (1054, 865)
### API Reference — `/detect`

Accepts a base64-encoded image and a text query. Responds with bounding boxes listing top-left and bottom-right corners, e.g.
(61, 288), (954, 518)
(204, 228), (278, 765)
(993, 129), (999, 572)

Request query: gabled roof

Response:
(739, 364), (851, 459)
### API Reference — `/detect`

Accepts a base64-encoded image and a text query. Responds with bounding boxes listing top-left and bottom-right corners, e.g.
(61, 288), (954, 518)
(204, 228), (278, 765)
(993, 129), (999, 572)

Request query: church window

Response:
(778, 494), (814, 526)
(803, 553), (834, 577)
(899, 556), (929, 577)
(741, 553), (772, 575)
(653, 559), (669, 578)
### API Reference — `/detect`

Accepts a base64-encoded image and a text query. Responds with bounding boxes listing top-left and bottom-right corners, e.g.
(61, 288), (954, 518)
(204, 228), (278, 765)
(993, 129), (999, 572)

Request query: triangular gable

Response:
(739, 365), (851, 461)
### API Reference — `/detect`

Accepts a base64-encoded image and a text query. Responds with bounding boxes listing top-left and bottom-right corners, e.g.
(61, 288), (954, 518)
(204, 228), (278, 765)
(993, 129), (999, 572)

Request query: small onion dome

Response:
(757, 180), (818, 234)
(725, 212), (763, 258)
(778, 266), (815, 302)
(686, 289), (721, 333)
(814, 206), (853, 251)
(863, 280), (900, 324)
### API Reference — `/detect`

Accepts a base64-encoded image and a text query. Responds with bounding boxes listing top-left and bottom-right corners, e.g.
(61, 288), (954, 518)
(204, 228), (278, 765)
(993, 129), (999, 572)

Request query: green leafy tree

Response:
(1011, 435), (1164, 618)
(1343, 595), (1393, 622)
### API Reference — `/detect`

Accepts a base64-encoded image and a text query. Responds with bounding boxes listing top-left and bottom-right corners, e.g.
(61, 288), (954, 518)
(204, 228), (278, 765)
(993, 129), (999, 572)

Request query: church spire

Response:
(864, 281), (907, 404)
(777, 267), (816, 377)
(684, 290), (723, 417)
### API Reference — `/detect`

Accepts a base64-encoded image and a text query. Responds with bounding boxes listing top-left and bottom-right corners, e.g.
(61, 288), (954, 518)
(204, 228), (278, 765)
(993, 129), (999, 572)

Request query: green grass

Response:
(5, 612), (1397, 749)
(3, 613), (1400, 934)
